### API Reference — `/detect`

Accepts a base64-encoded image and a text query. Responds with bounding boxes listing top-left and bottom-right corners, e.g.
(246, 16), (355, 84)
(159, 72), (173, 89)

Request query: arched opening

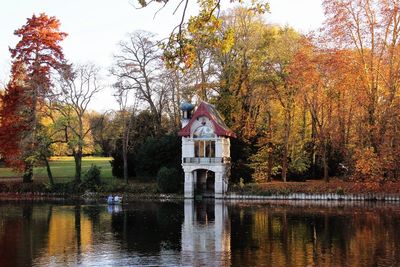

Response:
(194, 169), (215, 198)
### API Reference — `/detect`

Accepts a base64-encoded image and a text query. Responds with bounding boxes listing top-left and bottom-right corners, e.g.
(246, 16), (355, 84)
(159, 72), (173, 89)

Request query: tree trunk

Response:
(23, 164), (33, 183)
(122, 142), (128, 184)
(74, 148), (82, 183)
(22, 83), (38, 184)
(267, 146), (273, 182)
(282, 113), (290, 183)
(282, 146), (288, 183)
(44, 157), (54, 186)
(266, 112), (273, 183)
(311, 115), (317, 178)
(322, 140), (329, 182)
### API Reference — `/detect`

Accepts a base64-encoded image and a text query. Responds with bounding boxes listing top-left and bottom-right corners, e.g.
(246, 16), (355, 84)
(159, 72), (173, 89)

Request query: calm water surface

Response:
(0, 200), (399, 266)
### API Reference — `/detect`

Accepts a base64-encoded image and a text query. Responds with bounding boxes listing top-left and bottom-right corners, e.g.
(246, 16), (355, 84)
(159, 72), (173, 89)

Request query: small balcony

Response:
(183, 157), (231, 164)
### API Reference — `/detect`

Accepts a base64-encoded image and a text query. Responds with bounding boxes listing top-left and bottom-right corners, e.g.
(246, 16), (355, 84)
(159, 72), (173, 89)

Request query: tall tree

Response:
(0, 13), (66, 182)
(111, 31), (168, 135)
(323, 0), (400, 180)
(53, 64), (103, 183)
(323, 0), (400, 150)
(0, 62), (29, 171)
(256, 27), (303, 182)
(114, 83), (138, 184)
(214, 8), (267, 182)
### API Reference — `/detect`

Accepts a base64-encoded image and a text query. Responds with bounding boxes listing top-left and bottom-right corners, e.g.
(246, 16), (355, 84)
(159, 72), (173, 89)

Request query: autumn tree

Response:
(323, 0), (400, 180)
(252, 26), (304, 182)
(0, 62), (29, 171)
(137, 0), (269, 69)
(210, 8), (268, 182)
(0, 13), (66, 182)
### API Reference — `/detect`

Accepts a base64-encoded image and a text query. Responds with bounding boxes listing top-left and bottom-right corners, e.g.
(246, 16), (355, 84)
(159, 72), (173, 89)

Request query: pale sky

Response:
(0, 0), (324, 111)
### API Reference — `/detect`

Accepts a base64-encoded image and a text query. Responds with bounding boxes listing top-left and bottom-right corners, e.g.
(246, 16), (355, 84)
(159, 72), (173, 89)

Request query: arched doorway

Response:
(194, 169), (215, 198)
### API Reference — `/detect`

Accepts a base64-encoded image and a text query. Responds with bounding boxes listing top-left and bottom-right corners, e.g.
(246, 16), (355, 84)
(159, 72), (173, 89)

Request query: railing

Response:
(183, 157), (231, 164)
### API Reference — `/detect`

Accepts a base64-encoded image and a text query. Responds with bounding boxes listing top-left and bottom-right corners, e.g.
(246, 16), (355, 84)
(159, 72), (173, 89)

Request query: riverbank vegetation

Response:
(1, 1), (400, 195)
(230, 179), (400, 196)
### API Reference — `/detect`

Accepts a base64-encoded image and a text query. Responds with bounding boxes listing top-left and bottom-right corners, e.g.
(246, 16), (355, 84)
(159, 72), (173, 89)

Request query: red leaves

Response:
(10, 13), (67, 91)
(0, 13), (66, 174)
(0, 83), (29, 171)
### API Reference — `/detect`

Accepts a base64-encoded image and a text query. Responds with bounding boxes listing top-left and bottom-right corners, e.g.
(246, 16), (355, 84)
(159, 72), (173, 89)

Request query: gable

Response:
(178, 101), (236, 138)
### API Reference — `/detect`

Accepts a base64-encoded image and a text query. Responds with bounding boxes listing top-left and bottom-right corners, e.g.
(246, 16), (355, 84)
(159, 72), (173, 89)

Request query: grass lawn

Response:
(0, 156), (114, 183)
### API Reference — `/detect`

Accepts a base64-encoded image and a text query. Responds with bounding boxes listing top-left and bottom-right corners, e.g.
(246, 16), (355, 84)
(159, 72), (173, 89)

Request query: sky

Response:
(0, 0), (324, 111)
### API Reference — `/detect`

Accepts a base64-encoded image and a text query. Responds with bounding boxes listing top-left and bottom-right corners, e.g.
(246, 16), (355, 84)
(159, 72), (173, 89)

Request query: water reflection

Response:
(229, 202), (400, 267)
(110, 201), (183, 254)
(182, 200), (231, 266)
(0, 205), (49, 266)
(0, 201), (399, 266)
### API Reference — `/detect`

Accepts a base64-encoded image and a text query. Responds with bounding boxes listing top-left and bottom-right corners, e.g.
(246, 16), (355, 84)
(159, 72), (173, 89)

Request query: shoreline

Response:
(223, 192), (400, 202)
(0, 191), (400, 203)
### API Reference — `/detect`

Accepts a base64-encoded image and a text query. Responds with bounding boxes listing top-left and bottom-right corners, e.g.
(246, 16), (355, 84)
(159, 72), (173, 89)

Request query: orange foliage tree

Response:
(0, 62), (30, 170)
(0, 13), (66, 182)
(323, 0), (400, 180)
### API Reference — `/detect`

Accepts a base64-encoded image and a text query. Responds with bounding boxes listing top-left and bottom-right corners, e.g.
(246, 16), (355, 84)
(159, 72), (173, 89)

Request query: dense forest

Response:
(1, 0), (400, 186)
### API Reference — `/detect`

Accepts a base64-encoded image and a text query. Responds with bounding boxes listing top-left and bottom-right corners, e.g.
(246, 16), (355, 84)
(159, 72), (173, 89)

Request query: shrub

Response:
(336, 187), (345, 195)
(44, 181), (79, 194)
(353, 147), (383, 182)
(82, 164), (102, 191)
(157, 167), (182, 193)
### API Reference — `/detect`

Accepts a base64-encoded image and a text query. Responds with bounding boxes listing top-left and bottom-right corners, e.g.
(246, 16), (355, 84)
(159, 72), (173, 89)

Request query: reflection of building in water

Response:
(181, 200), (231, 266)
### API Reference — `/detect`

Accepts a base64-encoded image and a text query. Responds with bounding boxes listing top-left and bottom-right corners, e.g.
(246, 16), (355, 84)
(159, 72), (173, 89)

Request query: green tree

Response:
(53, 63), (103, 183)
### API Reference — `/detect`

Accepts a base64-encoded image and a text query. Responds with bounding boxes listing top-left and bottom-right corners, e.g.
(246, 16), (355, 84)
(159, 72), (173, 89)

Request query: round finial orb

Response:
(180, 102), (195, 111)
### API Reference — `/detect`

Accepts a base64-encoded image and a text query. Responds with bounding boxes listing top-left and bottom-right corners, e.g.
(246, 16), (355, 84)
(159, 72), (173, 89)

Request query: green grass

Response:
(0, 156), (114, 183)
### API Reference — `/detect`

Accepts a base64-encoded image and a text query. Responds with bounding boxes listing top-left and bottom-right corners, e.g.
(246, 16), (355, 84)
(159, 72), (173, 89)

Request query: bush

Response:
(111, 134), (181, 180)
(136, 135), (181, 179)
(353, 147), (383, 182)
(82, 164), (102, 191)
(157, 167), (182, 193)
(47, 181), (80, 194)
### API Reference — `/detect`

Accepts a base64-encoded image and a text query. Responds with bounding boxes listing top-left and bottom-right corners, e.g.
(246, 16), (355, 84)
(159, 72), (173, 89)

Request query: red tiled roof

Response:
(178, 101), (236, 138)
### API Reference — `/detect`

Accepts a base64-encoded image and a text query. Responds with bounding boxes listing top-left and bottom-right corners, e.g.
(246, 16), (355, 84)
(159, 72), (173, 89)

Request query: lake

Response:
(0, 200), (399, 266)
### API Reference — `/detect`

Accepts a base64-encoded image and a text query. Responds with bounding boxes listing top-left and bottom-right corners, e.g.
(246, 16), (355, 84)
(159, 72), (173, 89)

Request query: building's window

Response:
(194, 141), (199, 157)
(195, 141), (215, 157)
(206, 141), (215, 157)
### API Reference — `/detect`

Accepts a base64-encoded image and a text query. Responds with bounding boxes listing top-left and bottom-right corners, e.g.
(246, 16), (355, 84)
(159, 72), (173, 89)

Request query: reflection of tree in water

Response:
(111, 201), (184, 253)
(0, 204), (51, 266)
(82, 205), (102, 229)
(229, 204), (400, 267)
